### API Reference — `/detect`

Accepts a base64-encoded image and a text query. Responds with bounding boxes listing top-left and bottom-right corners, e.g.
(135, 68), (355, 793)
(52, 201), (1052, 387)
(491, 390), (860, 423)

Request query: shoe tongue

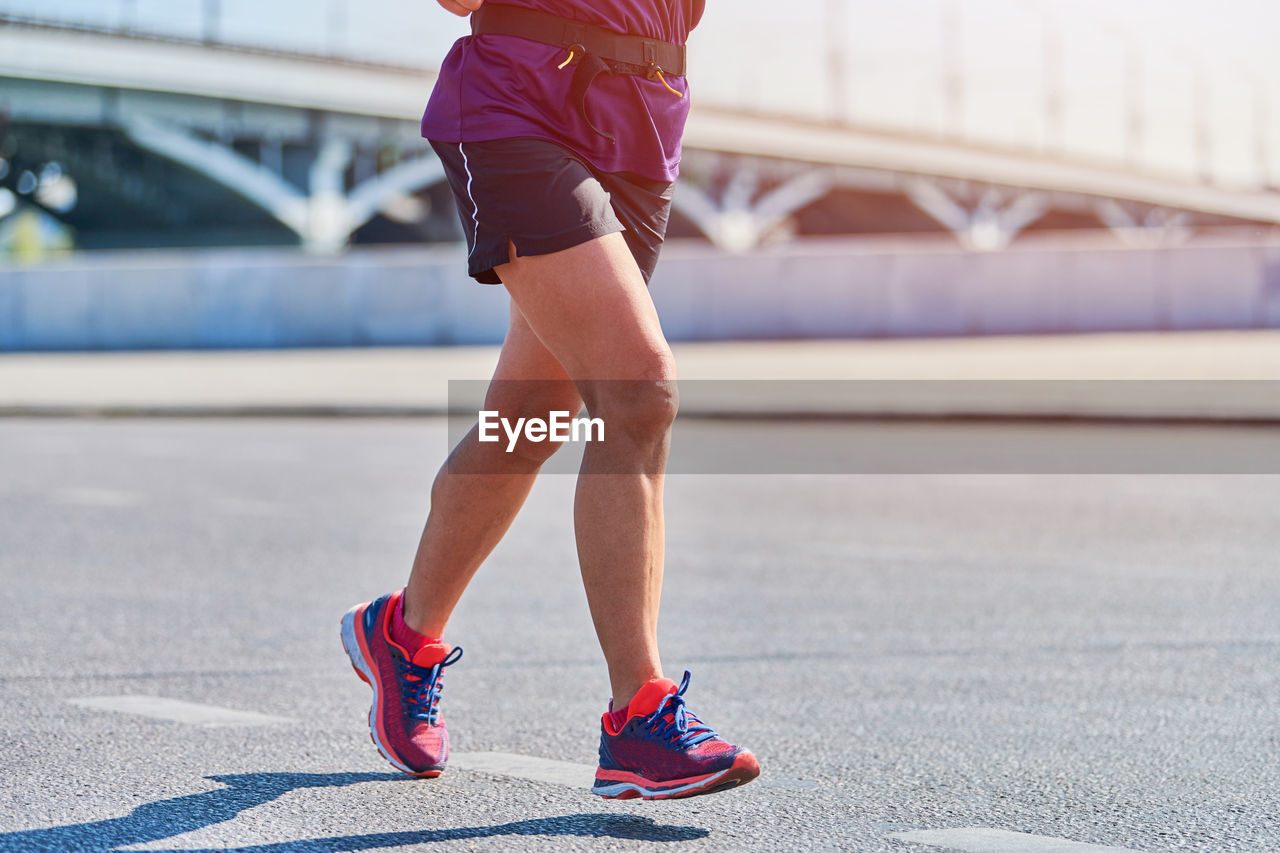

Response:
(628, 677), (679, 718)
(410, 643), (451, 668)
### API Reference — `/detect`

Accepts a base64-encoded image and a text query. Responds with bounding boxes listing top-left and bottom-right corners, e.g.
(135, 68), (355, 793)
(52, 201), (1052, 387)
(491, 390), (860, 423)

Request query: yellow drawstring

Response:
(651, 65), (683, 98)
(553, 49), (682, 99)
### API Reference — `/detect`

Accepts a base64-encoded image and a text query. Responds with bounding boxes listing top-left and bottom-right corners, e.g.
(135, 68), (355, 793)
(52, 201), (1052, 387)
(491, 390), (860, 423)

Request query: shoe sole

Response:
(340, 604), (444, 778)
(591, 750), (761, 800)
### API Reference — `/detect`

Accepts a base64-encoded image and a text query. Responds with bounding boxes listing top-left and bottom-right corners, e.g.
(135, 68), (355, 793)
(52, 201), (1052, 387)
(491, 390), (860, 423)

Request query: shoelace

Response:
(646, 670), (719, 748)
(399, 646), (463, 724)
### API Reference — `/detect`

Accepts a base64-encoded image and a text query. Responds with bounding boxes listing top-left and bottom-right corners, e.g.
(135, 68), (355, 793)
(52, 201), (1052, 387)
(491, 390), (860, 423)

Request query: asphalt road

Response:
(1, 418), (1278, 852)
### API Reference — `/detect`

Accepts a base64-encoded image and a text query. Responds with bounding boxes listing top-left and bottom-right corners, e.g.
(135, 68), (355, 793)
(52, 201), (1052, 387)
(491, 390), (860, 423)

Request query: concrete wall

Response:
(2, 233), (1279, 351)
(0, 245), (511, 350)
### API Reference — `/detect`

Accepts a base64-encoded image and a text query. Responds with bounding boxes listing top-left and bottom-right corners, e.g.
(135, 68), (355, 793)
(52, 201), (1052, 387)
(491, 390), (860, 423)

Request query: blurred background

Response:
(5, 10), (1280, 848)
(0, 0), (1278, 346)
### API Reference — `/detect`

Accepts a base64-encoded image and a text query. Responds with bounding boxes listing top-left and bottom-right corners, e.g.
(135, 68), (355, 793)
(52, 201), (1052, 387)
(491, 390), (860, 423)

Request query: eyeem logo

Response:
(478, 411), (605, 453)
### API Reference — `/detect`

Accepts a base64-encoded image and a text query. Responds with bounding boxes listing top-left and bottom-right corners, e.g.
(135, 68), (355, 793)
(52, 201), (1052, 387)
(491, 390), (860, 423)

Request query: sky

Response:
(6, 0), (1279, 186)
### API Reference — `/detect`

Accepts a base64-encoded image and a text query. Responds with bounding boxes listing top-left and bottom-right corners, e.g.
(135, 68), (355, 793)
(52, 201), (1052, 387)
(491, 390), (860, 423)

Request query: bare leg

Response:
(402, 301), (583, 638)
(494, 233), (677, 708)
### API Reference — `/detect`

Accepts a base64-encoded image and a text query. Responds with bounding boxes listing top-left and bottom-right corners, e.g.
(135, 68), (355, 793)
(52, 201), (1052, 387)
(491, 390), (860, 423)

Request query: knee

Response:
(480, 383), (583, 466)
(585, 368), (679, 447)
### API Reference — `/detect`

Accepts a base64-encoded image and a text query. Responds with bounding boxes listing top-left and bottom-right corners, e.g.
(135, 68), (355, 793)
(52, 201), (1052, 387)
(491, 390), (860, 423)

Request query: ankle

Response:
(390, 592), (442, 650)
(610, 671), (668, 716)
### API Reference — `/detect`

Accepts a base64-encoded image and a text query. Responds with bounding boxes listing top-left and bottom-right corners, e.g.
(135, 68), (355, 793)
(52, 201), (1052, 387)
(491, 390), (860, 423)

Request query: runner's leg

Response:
(401, 301), (583, 638)
(494, 232), (676, 708)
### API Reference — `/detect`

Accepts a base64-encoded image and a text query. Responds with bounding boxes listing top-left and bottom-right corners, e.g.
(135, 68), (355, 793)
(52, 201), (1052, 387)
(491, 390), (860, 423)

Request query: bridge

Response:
(3, 3), (1279, 255)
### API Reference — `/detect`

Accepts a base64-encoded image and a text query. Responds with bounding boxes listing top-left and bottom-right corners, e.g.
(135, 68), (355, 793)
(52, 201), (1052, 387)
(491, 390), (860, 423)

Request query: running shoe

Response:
(340, 590), (463, 777)
(592, 670), (760, 800)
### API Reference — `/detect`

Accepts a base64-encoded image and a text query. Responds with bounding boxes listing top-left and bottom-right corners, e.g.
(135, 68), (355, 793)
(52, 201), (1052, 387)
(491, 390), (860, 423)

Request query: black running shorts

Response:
(429, 137), (674, 285)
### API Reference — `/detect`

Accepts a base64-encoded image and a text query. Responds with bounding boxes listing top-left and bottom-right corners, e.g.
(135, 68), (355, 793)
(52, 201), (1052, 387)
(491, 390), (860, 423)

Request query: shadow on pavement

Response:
(0, 771), (709, 851)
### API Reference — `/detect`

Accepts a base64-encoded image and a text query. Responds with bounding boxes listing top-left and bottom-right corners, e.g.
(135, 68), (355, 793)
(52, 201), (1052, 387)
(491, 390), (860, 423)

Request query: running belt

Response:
(470, 3), (688, 143)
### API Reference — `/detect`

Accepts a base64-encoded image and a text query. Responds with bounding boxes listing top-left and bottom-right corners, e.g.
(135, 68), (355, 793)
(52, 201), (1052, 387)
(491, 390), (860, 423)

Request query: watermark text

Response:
(478, 410), (605, 453)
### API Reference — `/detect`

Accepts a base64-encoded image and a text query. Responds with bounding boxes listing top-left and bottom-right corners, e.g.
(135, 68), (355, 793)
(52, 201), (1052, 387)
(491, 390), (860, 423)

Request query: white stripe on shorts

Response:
(458, 142), (480, 261)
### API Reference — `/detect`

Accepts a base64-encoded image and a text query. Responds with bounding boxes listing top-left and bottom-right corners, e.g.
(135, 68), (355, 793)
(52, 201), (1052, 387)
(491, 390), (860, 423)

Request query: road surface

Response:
(1, 418), (1277, 851)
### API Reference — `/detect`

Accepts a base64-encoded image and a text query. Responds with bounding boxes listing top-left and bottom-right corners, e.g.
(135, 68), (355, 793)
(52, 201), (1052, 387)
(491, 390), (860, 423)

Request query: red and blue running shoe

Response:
(592, 670), (760, 800)
(340, 590), (463, 777)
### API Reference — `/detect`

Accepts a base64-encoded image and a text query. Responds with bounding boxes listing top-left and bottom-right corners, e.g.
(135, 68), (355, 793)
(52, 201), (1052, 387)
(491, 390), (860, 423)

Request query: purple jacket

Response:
(421, 1), (705, 182)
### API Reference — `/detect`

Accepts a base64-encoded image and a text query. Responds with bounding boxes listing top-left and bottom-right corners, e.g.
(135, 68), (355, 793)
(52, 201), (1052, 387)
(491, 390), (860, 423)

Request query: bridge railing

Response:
(0, 0), (466, 68)
(2, 0), (1276, 191)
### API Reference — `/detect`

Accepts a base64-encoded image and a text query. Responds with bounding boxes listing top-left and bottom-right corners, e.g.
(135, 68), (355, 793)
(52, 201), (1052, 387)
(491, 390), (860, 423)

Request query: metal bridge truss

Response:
(10, 108), (1258, 254)
(3, 21), (1276, 252)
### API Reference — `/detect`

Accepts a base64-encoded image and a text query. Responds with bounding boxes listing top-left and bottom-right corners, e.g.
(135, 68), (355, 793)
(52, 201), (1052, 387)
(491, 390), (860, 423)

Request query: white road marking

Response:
(451, 751), (807, 793)
(450, 751), (594, 789)
(69, 695), (294, 727)
(891, 828), (1141, 853)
